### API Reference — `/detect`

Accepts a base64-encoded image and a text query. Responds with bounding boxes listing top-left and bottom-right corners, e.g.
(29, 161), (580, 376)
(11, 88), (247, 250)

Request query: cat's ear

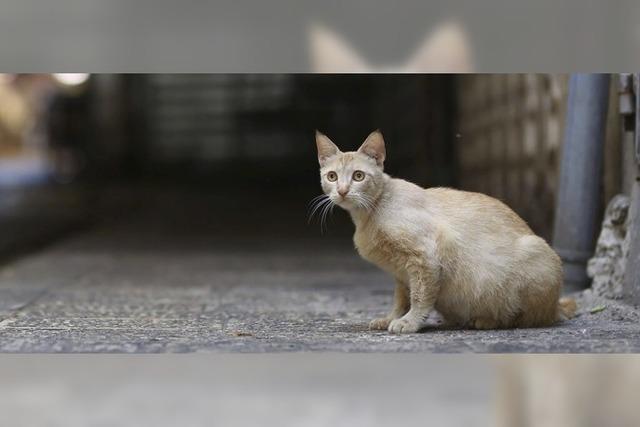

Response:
(405, 21), (472, 72)
(308, 23), (369, 73)
(316, 131), (341, 166)
(358, 130), (386, 167)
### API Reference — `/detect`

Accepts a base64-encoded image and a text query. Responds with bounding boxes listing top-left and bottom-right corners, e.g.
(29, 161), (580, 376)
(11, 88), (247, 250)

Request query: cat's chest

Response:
(353, 225), (404, 272)
(353, 227), (373, 259)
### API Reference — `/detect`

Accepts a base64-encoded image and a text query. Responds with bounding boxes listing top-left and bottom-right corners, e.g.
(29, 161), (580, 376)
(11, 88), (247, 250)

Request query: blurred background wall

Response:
(456, 75), (622, 241)
(0, 73), (626, 248)
(0, 74), (458, 192)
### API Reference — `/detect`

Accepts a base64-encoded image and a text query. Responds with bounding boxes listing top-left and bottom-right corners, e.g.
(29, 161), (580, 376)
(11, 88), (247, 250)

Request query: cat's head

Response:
(315, 130), (386, 211)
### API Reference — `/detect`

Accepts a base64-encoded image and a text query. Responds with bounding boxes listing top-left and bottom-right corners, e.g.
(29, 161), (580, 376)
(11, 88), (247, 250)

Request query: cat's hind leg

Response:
(511, 235), (563, 328)
(471, 317), (500, 330)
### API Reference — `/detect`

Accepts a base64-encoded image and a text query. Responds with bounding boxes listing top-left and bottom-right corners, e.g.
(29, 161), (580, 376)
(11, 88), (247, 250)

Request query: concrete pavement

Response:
(0, 187), (638, 353)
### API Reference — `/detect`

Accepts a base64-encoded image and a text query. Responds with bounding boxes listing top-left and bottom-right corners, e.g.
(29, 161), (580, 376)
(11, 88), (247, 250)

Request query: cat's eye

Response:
(352, 170), (365, 181)
(326, 171), (338, 182)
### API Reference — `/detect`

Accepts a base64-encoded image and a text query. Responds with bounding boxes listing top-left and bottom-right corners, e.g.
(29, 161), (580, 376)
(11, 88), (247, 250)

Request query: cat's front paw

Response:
(369, 317), (392, 330)
(388, 317), (422, 334)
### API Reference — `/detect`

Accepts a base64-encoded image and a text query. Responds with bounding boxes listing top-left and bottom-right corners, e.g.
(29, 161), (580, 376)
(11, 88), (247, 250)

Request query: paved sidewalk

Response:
(0, 189), (638, 353)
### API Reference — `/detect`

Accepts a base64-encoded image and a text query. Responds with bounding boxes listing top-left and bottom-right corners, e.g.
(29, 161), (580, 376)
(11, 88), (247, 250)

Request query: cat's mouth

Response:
(332, 195), (356, 209)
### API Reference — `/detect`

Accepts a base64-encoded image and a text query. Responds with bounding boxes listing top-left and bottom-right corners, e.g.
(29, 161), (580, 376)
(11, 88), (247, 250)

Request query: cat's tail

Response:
(557, 297), (577, 321)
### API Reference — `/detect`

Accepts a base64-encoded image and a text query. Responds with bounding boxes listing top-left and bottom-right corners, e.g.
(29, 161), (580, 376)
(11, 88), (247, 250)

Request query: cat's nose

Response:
(338, 187), (349, 197)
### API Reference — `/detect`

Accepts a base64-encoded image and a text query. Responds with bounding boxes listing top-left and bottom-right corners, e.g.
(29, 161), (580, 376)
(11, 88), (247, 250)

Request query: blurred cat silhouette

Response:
(0, 77), (30, 154)
(497, 357), (640, 427)
(309, 20), (472, 72)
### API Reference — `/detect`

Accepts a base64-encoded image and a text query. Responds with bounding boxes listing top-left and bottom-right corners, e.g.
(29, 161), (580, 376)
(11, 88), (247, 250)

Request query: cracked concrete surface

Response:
(1, 188), (639, 353)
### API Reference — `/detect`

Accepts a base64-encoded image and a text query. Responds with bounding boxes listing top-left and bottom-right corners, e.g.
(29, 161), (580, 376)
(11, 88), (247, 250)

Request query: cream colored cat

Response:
(315, 130), (576, 334)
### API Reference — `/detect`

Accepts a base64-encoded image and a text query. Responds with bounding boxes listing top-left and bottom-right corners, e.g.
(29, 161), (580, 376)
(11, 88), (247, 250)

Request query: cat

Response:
(315, 130), (576, 333)
(309, 20), (473, 72)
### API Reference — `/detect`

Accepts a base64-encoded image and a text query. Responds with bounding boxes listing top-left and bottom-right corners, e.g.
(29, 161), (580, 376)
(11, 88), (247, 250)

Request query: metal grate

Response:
(143, 74), (296, 164)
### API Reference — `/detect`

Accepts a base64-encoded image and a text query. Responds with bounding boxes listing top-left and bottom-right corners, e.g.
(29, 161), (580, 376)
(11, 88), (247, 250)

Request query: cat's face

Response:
(316, 130), (386, 211)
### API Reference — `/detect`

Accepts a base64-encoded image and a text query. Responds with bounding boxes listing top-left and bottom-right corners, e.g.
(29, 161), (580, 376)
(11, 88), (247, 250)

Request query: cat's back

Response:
(423, 187), (533, 237)
(356, 180), (534, 261)
(376, 180), (532, 236)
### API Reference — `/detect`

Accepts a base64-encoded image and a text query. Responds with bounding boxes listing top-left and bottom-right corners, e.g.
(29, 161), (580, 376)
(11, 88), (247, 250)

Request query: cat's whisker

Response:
(364, 193), (381, 214)
(308, 195), (330, 221)
(308, 194), (327, 207)
(308, 197), (331, 224)
(319, 204), (327, 232)
(317, 196), (337, 233)
(308, 194), (328, 211)
(355, 193), (378, 214)
(319, 198), (335, 233)
(308, 201), (322, 219)
(328, 202), (336, 226)
(318, 201), (329, 231)
(308, 200), (327, 217)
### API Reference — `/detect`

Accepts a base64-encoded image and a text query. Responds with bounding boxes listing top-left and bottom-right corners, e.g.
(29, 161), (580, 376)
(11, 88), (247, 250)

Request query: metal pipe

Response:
(553, 73), (611, 291)
(623, 74), (640, 304)
(624, 165), (640, 303)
